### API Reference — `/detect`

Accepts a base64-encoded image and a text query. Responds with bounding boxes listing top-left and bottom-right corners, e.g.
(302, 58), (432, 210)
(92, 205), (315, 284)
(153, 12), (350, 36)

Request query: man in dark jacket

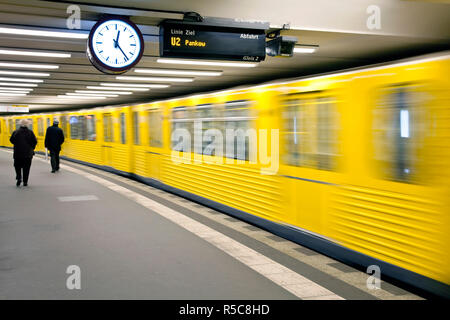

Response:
(45, 119), (65, 173)
(10, 119), (37, 187)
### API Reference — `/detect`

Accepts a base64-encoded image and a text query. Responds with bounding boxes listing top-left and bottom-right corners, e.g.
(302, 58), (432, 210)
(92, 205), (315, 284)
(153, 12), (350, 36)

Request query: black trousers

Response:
(49, 150), (60, 171)
(14, 158), (32, 183)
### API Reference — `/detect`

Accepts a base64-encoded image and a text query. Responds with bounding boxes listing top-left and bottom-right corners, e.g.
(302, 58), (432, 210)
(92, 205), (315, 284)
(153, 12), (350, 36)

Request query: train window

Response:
(170, 101), (253, 159)
(78, 116), (86, 140)
(86, 115), (96, 141)
(13, 118), (33, 130)
(282, 96), (339, 170)
(317, 98), (339, 170)
(281, 100), (301, 166)
(224, 100), (253, 161)
(9, 119), (13, 133)
(148, 109), (163, 148)
(171, 106), (193, 152)
(120, 113), (126, 144)
(103, 113), (113, 142)
(373, 87), (425, 183)
(194, 104), (222, 155)
(38, 118), (44, 136)
(46, 118), (50, 128)
(133, 111), (140, 145)
(70, 116), (79, 139)
(60, 116), (68, 138)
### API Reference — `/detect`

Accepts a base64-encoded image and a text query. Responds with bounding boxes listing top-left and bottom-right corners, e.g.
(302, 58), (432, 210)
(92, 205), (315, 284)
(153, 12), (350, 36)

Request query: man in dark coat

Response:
(10, 119), (37, 187)
(45, 119), (65, 173)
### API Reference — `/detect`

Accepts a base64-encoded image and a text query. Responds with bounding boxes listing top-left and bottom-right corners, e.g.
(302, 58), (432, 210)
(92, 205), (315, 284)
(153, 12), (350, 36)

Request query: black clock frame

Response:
(87, 16), (145, 75)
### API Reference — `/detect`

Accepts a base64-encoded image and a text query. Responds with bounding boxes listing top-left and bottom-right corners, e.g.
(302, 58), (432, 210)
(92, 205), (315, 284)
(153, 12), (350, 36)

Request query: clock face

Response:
(87, 17), (144, 74)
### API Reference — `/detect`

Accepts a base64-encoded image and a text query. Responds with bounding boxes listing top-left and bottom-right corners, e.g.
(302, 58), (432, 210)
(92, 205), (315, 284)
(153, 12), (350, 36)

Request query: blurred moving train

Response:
(1, 52), (449, 298)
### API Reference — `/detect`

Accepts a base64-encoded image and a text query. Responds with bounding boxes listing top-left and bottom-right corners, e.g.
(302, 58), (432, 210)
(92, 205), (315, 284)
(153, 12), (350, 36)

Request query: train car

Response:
(1, 52), (449, 297)
(0, 117), (5, 147)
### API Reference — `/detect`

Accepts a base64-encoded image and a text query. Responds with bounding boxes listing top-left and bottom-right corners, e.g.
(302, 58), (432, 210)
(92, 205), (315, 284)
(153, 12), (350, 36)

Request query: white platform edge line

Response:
(58, 195), (99, 202)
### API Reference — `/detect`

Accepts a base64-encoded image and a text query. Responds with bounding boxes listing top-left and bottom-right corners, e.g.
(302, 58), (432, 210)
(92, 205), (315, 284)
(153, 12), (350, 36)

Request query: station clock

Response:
(87, 16), (144, 74)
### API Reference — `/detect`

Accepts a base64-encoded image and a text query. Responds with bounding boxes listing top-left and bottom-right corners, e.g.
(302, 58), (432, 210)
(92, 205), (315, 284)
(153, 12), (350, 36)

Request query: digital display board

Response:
(159, 20), (266, 62)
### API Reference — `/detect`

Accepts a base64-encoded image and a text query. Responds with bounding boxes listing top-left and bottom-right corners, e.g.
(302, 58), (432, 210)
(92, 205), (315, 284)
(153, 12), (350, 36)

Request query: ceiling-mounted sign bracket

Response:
(266, 24), (298, 57)
(266, 23), (290, 39)
(183, 12), (203, 22)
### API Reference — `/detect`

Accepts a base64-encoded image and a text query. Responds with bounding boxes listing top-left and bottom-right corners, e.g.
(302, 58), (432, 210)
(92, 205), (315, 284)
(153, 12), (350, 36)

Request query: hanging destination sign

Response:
(159, 20), (266, 62)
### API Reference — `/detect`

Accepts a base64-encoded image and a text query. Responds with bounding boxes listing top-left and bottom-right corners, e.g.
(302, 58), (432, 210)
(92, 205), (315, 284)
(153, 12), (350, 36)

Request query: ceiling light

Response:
(75, 90), (132, 95)
(0, 77), (44, 82)
(0, 77), (43, 83)
(86, 86), (149, 91)
(0, 87), (32, 91)
(0, 92), (27, 96)
(57, 95), (106, 99)
(65, 93), (119, 97)
(100, 83), (169, 88)
(0, 83), (38, 88)
(134, 68), (222, 76)
(0, 49), (71, 58)
(0, 90), (32, 94)
(0, 27), (88, 39)
(116, 76), (193, 82)
(0, 62), (59, 69)
(157, 58), (257, 68)
(293, 46), (317, 53)
(0, 70), (50, 77)
(0, 82), (38, 87)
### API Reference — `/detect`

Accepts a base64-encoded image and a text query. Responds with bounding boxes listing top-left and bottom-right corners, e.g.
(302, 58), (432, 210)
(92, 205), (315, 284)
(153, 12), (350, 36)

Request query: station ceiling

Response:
(0, 0), (449, 112)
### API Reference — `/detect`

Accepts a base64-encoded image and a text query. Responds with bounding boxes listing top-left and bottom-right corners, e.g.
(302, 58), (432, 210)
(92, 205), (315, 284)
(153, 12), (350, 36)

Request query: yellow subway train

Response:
(1, 52), (449, 298)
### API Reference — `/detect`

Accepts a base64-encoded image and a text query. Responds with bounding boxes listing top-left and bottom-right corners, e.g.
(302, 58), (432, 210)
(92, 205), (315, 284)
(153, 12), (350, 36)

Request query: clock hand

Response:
(116, 42), (129, 61)
(114, 30), (120, 48)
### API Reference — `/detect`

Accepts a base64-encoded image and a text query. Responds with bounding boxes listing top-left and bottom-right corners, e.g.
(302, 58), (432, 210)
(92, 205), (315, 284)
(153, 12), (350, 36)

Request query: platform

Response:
(0, 149), (423, 300)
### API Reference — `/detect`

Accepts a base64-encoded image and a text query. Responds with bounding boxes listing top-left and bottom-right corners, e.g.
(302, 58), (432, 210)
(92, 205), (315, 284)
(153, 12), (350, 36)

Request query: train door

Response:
(45, 116), (51, 132)
(365, 83), (449, 279)
(102, 113), (114, 167)
(131, 109), (147, 177)
(119, 111), (127, 167)
(116, 110), (133, 173)
(59, 115), (68, 155)
(0, 118), (3, 146)
(279, 92), (341, 234)
(146, 108), (163, 180)
(7, 118), (14, 146)
(37, 117), (45, 151)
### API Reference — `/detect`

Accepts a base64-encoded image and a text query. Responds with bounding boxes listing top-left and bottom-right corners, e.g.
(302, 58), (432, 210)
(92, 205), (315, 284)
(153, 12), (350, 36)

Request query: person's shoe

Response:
(16, 180), (21, 187)
(23, 182), (28, 186)
(51, 170), (56, 173)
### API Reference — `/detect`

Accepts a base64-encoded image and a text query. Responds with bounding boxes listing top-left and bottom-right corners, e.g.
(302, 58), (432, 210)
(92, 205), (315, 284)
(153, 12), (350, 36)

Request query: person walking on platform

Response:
(10, 119), (37, 187)
(45, 119), (64, 173)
